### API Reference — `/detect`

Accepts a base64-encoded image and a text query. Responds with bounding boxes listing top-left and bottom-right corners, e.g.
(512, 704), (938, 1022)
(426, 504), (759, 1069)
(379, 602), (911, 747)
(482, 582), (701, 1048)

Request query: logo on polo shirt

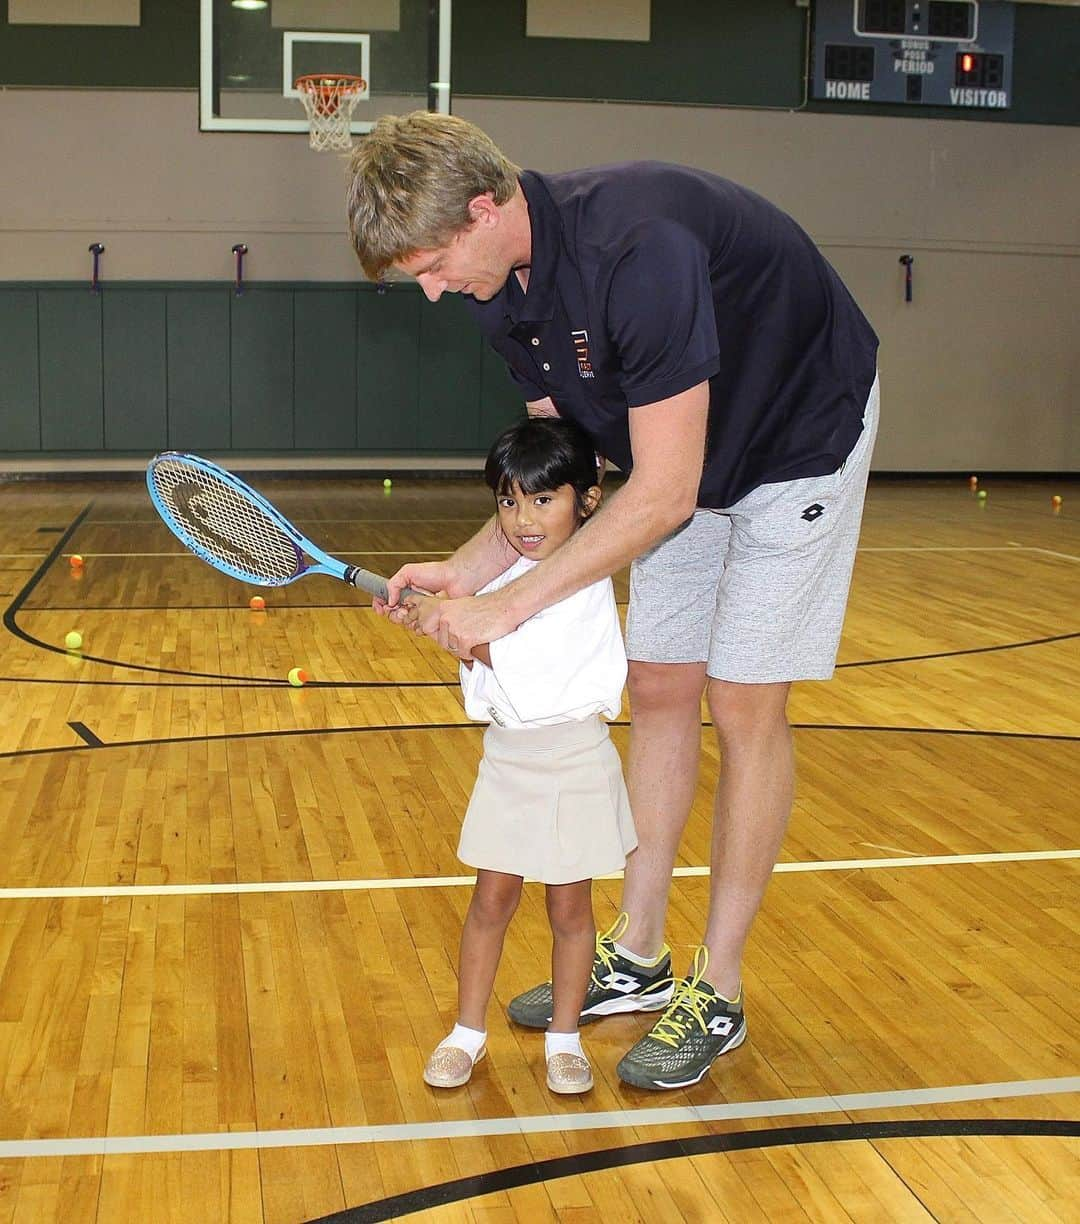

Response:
(571, 330), (594, 379)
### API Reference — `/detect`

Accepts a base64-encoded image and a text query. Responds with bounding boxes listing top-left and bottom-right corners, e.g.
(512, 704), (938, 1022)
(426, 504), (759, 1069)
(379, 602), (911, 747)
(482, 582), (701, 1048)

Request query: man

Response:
(346, 112), (879, 1091)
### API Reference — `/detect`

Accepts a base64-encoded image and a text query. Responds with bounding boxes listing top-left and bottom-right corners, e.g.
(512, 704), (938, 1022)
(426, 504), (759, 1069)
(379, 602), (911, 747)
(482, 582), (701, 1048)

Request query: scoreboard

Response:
(811, 1), (1015, 109)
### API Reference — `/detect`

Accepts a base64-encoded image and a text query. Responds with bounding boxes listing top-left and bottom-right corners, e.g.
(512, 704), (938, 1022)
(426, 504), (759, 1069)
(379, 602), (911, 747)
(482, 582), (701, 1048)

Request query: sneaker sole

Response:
(616, 1023), (747, 1091)
(509, 984), (676, 1029)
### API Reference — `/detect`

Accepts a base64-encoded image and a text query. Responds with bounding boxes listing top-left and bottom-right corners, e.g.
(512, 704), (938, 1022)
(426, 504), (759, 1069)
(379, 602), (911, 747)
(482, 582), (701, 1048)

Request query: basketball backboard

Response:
(199, 0), (451, 135)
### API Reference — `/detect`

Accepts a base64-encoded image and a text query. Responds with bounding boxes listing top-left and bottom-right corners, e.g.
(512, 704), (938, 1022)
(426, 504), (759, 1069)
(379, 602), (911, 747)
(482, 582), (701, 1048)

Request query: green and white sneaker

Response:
(616, 947), (747, 1090)
(507, 914), (675, 1029)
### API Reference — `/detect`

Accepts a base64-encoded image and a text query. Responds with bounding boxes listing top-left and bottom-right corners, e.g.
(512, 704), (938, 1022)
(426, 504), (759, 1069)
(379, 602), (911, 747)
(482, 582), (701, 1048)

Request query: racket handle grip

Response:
(343, 565), (416, 604)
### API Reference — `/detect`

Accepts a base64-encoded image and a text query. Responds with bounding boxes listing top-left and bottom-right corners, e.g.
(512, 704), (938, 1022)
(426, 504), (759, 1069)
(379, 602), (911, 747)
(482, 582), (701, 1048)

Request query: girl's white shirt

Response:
(459, 555), (627, 728)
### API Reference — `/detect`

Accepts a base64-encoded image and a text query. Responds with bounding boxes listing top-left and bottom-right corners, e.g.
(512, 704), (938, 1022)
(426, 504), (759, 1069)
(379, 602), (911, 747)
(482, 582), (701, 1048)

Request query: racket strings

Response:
(150, 460), (302, 584)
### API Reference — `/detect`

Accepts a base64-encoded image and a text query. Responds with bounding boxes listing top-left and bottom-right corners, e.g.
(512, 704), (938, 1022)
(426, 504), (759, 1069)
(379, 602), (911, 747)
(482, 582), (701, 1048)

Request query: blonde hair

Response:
(346, 112), (521, 281)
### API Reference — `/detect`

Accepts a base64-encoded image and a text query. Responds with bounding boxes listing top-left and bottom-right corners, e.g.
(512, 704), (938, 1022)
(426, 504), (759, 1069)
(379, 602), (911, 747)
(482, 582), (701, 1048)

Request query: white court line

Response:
(1027, 546), (1080, 564)
(0, 848), (1074, 901)
(0, 1075), (1075, 1158)
(857, 841), (919, 856)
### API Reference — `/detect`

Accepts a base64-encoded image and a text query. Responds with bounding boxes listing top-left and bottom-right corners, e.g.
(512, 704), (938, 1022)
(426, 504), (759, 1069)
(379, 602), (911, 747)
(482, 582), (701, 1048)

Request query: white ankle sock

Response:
(545, 1031), (585, 1059)
(614, 940), (668, 968)
(441, 1023), (486, 1059)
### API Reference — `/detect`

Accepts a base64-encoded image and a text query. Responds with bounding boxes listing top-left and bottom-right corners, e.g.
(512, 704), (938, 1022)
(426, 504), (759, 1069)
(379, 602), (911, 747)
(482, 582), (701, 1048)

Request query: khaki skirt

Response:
(458, 715), (637, 885)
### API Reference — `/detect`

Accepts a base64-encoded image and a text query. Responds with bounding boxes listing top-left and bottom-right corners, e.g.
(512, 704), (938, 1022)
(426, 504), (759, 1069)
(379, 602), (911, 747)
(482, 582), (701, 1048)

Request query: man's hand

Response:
(373, 560), (464, 623)
(405, 589), (518, 659)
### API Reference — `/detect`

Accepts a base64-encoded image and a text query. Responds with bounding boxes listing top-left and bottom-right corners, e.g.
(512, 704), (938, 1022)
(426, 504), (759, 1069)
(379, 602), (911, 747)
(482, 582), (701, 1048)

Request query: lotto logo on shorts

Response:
(801, 503), (825, 522)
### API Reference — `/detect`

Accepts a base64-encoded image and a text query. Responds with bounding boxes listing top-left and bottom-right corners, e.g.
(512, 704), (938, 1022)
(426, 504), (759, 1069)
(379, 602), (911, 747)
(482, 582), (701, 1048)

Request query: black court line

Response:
(67, 721), (104, 747)
(85, 517), (493, 525)
(31, 603), (425, 612)
(0, 720), (482, 761)
(0, 720), (1077, 763)
(0, 676), (457, 689)
(25, 600), (634, 611)
(307, 1117), (1080, 1223)
(837, 629), (1080, 668)
(25, 596), (1080, 669)
(2, 506), (480, 685)
(5, 508), (1077, 686)
(1, 506), (348, 685)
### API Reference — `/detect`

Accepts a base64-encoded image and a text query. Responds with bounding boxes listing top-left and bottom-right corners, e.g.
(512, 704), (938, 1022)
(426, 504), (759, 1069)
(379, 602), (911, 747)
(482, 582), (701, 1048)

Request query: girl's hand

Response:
(374, 561), (463, 621)
(374, 560), (455, 625)
(401, 591), (446, 636)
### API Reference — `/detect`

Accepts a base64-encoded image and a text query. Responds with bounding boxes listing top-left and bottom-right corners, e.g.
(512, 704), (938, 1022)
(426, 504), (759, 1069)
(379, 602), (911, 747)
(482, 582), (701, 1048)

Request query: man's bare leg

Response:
(618, 660), (708, 958)
(701, 679), (794, 999)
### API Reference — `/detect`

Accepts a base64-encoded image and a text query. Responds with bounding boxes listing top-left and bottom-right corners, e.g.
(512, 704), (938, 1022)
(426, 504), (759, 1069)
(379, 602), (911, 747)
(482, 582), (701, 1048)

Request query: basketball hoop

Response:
(294, 74), (366, 152)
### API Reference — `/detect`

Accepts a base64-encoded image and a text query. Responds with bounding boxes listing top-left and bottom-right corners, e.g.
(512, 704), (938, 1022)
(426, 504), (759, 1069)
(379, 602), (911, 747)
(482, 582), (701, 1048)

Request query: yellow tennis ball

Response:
(287, 667), (308, 687)
(65, 630), (83, 651)
(383, 477), (392, 489)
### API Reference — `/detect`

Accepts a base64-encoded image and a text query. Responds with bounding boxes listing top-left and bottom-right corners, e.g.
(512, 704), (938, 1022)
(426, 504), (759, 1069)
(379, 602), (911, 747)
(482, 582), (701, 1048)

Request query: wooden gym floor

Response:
(0, 473), (1076, 1223)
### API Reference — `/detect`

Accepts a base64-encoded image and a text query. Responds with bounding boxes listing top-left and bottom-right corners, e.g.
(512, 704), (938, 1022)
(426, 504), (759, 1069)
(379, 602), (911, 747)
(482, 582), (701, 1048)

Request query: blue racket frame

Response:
(146, 451), (400, 601)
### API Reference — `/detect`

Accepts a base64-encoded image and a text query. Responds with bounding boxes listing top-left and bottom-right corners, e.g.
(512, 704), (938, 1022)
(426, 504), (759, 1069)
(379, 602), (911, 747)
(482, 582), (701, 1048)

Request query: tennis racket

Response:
(146, 451), (413, 602)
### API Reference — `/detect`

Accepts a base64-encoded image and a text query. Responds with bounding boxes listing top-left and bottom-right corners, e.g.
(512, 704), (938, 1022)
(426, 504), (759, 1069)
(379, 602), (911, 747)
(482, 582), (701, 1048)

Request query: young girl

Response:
(402, 417), (636, 1094)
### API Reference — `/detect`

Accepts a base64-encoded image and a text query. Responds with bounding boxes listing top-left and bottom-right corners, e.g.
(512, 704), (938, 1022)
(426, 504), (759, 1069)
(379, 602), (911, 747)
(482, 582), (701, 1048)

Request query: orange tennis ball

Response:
(287, 667), (309, 687)
(249, 595), (266, 611)
(968, 476), (978, 490)
(69, 554), (84, 568)
(1051, 495), (1063, 508)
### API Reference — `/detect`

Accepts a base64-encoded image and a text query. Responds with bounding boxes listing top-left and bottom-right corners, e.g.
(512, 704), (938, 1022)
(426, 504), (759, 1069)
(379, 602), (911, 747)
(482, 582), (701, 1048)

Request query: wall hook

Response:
(232, 243), (249, 296)
(899, 254), (914, 303)
(88, 243), (105, 293)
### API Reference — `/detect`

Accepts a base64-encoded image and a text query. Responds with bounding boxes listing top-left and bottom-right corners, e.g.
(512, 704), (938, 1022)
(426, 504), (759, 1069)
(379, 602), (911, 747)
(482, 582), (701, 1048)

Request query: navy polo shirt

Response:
(462, 163), (879, 508)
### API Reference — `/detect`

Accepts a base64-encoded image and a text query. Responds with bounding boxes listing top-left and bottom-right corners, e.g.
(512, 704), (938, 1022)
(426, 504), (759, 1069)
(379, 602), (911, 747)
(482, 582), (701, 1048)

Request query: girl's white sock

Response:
(440, 1023), (486, 1059)
(545, 1030), (585, 1059)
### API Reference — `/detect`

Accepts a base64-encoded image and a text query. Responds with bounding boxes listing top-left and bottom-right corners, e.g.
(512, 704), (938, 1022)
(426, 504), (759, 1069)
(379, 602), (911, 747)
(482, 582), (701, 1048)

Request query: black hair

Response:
(484, 417), (600, 518)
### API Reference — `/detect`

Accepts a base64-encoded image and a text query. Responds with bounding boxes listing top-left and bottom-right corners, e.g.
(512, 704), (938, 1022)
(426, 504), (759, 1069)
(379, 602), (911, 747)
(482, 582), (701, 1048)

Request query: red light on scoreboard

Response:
(954, 51), (1005, 89)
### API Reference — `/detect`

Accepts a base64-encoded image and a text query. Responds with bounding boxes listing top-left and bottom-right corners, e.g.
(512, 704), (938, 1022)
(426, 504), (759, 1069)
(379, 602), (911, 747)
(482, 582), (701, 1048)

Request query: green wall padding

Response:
(0, 283), (523, 457)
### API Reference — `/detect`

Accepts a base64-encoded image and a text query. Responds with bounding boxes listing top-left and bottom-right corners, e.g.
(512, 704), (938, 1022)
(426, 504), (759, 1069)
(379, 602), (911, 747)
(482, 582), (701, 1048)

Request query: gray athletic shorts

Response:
(625, 375), (879, 683)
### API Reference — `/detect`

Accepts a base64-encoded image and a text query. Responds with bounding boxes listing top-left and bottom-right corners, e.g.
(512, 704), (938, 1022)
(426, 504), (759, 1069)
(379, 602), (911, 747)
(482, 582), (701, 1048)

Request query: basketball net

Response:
(295, 75), (366, 152)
